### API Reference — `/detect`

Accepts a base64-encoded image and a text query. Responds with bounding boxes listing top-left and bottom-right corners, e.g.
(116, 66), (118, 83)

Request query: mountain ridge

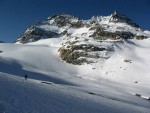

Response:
(16, 11), (150, 44)
(15, 11), (150, 65)
(109, 11), (140, 28)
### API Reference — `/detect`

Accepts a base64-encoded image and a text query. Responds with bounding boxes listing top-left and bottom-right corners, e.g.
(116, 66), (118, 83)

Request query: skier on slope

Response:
(25, 74), (28, 80)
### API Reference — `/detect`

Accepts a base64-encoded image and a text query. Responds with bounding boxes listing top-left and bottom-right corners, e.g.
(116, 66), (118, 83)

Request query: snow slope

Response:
(0, 38), (150, 113)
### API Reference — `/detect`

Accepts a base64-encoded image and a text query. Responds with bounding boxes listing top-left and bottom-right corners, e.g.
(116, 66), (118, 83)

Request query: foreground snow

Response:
(0, 38), (150, 113)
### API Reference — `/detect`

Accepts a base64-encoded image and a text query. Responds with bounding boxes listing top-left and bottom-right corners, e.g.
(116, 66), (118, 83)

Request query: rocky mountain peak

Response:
(109, 11), (139, 27)
(47, 13), (79, 20)
(111, 10), (121, 16)
(46, 13), (80, 27)
(16, 25), (58, 43)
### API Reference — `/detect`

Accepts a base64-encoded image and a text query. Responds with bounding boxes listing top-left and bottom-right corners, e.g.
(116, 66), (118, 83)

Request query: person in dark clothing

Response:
(25, 74), (28, 80)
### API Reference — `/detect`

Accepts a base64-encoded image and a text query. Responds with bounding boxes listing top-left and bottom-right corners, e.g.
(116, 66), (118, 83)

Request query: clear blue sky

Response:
(0, 0), (150, 43)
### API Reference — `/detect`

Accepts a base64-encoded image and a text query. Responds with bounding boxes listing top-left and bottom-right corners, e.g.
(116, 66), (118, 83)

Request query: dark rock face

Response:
(71, 44), (106, 51)
(46, 14), (82, 27)
(16, 26), (59, 43)
(59, 44), (108, 65)
(135, 35), (148, 40)
(58, 47), (88, 65)
(109, 11), (139, 28)
(89, 26), (135, 40)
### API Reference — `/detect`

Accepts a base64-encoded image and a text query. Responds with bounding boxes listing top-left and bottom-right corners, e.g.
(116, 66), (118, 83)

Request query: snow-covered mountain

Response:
(16, 11), (150, 65)
(1, 11), (150, 113)
(16, 11), (150, 44)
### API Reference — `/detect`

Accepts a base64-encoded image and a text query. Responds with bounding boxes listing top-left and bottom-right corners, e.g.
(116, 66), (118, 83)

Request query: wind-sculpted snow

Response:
(0, 43), (77, 86)
(1, 73), (150, 113)
(0, 37), (150, 112)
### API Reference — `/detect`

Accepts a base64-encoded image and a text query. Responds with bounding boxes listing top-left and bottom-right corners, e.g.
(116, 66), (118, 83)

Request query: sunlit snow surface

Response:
(0, 38), (150, 113)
